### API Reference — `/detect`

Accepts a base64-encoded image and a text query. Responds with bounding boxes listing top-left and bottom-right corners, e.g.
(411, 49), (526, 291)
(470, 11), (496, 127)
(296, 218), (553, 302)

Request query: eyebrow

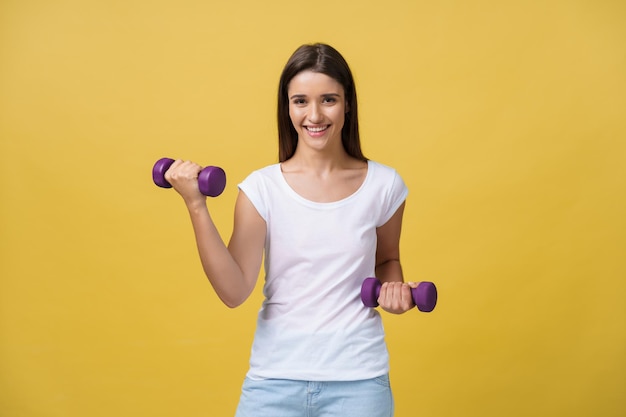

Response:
(289, 93), (342, 100)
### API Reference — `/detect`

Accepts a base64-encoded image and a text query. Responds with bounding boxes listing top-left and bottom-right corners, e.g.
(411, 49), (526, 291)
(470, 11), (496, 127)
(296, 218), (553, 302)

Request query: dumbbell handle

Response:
(360, 277), (437, 312)
(152, 157), (226, 197)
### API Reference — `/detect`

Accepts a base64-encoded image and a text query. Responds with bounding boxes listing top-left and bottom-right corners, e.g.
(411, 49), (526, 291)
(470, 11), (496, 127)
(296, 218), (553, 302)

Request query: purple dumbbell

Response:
(152, 157), (226, 197)
(361, 277), (438, 312)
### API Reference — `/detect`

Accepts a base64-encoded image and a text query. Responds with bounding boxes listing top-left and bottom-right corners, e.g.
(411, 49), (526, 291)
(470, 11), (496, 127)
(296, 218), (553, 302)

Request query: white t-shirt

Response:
(238, 160), (408, 381)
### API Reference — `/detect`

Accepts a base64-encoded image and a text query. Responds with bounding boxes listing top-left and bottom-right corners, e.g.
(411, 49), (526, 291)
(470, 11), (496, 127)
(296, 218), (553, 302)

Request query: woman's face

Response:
(287, 70), (347, 155)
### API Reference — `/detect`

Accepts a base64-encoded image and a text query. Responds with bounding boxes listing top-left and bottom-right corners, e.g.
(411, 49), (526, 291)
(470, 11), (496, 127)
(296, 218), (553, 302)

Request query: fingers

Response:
(163, 160), (205, 201)
(164, 159), (203, 183)
(377, 281), (415, 314)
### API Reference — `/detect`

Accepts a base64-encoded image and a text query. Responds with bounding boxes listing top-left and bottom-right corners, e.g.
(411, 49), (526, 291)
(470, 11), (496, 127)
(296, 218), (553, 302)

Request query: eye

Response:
(292, 98), (306, 105)
(322, 96), (337, 104)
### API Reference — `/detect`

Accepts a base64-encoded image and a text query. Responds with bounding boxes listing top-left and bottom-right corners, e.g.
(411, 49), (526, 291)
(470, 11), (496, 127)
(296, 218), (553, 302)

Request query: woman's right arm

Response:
(165, 160), (266, 308)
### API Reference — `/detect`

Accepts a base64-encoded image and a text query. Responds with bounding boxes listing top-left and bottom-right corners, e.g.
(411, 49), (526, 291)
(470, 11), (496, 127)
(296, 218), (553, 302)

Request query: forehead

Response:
(287, 70), (344, 95)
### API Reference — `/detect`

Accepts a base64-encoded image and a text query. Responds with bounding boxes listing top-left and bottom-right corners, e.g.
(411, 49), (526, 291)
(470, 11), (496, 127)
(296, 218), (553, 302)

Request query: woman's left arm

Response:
(375, 202), (416, 314)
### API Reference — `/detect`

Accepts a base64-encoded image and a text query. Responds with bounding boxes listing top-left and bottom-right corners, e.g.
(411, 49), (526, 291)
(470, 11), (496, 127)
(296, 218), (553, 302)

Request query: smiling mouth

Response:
(305, 125), (330, 133)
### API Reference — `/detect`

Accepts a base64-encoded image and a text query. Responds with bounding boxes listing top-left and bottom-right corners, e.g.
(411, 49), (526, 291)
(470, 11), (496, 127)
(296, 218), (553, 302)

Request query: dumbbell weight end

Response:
(153, 157), (175, 189)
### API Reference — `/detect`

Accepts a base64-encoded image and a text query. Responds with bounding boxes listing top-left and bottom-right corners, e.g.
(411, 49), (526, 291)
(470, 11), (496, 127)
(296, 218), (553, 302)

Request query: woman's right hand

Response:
(163, 159), (206, 206)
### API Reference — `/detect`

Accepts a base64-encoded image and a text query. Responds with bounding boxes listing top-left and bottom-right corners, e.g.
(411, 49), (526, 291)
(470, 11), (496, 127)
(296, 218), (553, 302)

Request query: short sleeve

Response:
(377, 167), (408, 227)
(238, 170), (269, 221)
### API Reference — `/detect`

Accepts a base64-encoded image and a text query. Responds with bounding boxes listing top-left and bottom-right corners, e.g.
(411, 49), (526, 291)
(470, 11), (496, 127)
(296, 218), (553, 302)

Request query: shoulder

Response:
(368, 160), (395, 173)
(240, 163), (281, 185)
(367, 160), (405, 184)
(238, 164), (281, 220)
(367, 160), (408, 201)
(249, 163), (281, 177)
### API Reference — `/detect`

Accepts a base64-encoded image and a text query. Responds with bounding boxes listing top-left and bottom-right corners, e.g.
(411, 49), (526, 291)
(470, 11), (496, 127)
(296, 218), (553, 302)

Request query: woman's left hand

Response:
(377, 281), (417, 314)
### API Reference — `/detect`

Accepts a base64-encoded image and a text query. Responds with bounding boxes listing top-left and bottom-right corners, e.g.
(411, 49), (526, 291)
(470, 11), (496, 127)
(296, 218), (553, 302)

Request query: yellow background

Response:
(1, 0), (625, 416)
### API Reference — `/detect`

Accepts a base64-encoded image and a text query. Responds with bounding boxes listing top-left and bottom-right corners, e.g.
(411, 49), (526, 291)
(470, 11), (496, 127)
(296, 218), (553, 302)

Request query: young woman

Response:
(164, 43), (417, 417)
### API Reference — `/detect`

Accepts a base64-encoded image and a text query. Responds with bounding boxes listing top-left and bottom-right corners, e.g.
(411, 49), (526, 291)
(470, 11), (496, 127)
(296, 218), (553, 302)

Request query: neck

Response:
(285, 147), (355, 173)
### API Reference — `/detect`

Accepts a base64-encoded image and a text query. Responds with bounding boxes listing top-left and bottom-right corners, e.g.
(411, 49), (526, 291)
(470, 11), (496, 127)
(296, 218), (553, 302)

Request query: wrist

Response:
(185, 197), (208, 213)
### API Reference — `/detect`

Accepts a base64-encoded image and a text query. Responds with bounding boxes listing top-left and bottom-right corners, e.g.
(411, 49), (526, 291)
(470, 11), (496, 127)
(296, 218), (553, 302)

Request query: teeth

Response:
(307, 126), (328, 132)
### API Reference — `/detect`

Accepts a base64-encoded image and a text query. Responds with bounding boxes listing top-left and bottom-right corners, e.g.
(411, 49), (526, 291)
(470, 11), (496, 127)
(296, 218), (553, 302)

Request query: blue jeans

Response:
(234, 374), (394, 417)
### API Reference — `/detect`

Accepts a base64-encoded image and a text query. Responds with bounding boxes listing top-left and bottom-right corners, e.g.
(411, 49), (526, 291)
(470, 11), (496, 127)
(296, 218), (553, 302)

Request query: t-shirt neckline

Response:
(276, 160), (373, 208)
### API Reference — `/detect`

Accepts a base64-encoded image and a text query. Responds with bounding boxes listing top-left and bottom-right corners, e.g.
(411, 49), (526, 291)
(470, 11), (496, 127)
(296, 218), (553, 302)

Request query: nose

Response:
(307, 102), (323, 124)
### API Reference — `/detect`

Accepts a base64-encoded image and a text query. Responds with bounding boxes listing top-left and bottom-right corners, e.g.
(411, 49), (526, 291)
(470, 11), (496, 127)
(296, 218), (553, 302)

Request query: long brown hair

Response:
(277, 43), (366, 162)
